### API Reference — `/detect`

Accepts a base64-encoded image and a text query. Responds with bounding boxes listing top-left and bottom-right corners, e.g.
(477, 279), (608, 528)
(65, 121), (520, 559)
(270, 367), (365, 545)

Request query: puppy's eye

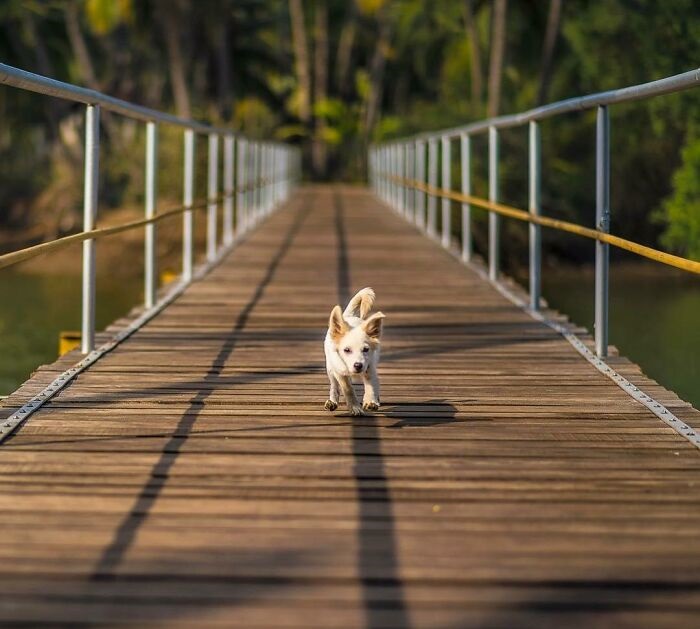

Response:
(362, 347), (369, 353)
(343, 348), (352, 354)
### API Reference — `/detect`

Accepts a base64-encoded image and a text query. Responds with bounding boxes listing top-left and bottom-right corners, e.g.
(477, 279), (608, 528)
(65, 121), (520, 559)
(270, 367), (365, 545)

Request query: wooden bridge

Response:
(2, 185), (700, 628)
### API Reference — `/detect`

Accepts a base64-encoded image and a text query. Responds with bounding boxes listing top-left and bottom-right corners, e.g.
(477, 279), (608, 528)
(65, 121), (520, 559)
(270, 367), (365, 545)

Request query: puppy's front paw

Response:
(362, 401), (380, 411)
(349, 404), (365, 416)
(324, 399), (338, 411)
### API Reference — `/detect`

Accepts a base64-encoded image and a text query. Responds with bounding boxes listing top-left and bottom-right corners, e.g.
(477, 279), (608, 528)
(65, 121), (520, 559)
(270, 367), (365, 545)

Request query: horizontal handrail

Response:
(0, 63), (239, 137)
(400, 66), (700, 142)
(386, 174), (700, 275)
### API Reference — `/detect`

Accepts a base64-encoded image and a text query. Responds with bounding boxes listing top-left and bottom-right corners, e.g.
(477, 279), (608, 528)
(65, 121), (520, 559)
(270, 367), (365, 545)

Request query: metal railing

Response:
(0, 63), (301, 353)
(369, 67), (700, 358)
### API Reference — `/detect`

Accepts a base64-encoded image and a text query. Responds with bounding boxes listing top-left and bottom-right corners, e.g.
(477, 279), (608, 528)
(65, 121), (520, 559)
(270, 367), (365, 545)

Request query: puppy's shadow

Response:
(382, 399), (458, 429)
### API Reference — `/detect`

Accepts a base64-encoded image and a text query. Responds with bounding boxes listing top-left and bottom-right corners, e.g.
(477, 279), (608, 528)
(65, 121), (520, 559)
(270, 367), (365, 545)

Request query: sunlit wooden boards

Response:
(1, 185), (700, 628)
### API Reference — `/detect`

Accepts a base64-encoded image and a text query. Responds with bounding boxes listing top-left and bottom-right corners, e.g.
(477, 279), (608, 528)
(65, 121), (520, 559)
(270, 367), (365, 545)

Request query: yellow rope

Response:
(0, 178), (274, 271)
(389, 175), (700, 275)
(0, 202), (199, 270)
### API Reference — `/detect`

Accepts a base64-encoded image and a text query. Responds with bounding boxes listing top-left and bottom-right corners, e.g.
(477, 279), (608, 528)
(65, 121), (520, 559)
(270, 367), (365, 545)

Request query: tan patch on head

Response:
(362, 311), (385, 341)
(329, 305), (349, 344)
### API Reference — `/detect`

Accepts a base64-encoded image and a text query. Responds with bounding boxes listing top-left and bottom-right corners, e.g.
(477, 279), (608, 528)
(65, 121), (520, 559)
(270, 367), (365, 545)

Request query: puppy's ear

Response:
(329, 305), (349, 343)
(362, 311), (385, 341)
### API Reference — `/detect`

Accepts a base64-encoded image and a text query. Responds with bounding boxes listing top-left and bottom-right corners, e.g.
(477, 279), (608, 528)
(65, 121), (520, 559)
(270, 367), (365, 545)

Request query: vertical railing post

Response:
(270, 145), (277, 209)
(386, 145), (390, 204)
(382, 146), (388, 203)
(267, 144), (274, 214)
(249, 142), (256, 224)
(396, 144), (402, 212)
(460, 133), (471, 263)
(389, 145), (396, 208)
(144, 120), (158, 309)
(488, 125), (500, 281)
(441, 135), (451, 248)
(373, 147), (379, 197)
(182, 129), (195, 282)
(403, 142), (409, 218)
(277, 147), (282, 207)
(416, 140), (426, 229)
(595, 105), (611, 357)
(262, 144), (269, 215)
(268, 144), (274, 214)
(247, 142), (254, 224)
(398, 143), (405, 215)
(529, 121), (542, 311)
(427, 138), (438, 238)
(263, 143), (269, 216)
(236, 137), (246, 235)
(244, 141), (251, 226)
(223, 134), (235, 246)
(394, 144), (400, 211)
(81, 104), (99, 354)
(255, 142), (262, 221)
(207, 133), (219, 262)
(372, 147), (377, 195)
(386, 145), (391, 204)
(406, 142), (414, 221)
(253, 142), (260, 221)
(404, 143), (411, 218)
(259, 143), (265, 217)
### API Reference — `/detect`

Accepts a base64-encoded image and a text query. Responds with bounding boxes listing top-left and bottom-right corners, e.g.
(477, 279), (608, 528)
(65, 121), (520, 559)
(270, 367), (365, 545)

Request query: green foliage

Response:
(0, 0), (699, 264)
(658, 136), (700, 260)
(84, 0), (133, 35)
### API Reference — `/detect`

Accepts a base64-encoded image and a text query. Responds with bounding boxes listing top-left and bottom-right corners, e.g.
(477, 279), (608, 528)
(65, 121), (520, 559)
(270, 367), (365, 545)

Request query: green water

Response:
(541, 264), (700, 409)
(1, 264), (698, 411)
(0, 269), (141, 395)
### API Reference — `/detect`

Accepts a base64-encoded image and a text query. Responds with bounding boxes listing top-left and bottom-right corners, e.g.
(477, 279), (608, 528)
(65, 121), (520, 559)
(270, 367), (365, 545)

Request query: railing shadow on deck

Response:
(333, 189), (416, 628)
(90, 198), (312, 579)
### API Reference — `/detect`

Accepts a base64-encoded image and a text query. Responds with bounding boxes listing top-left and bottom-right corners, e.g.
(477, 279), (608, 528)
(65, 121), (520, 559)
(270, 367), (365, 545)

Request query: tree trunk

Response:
(312, 0), (329, 179)
(159, 2), (191, 118)
(364, 9), (392, 140)
(289, 0), (312, 126)
(217, 18), (233, 121)
(335, 1), (358, 94)
(64, 1), (100, 90)
(21, 12), (67, 143)
(487, 0), (507, 118)
(463, 0), (484, 112)
(64, 1), (120, 140)
(537, 0), (562, 105)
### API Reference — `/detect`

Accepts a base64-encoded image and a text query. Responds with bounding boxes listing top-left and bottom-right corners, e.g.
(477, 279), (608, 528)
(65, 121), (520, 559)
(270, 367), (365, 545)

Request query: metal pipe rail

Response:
(368, 66), (700, 358)
(0, 63), (301, 353)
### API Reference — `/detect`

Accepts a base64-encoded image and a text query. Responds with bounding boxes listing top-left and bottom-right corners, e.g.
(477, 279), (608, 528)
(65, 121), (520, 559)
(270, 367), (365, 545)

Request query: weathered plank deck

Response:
(1, 185), (700, 628)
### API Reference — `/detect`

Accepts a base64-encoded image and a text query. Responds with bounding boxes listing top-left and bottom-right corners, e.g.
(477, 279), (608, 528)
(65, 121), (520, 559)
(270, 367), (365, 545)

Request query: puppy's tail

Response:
(343, 287), (376, 319)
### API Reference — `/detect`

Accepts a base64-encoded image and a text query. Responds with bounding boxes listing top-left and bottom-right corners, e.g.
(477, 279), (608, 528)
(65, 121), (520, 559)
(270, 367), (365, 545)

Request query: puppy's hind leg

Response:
(324, 372), (340, 411)
(338, 376), (364, 416)
(362, 364), (381, 411)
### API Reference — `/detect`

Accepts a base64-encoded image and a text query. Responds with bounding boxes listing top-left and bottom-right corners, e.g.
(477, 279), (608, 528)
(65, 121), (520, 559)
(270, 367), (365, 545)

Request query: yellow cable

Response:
(389, 175), (700, 275)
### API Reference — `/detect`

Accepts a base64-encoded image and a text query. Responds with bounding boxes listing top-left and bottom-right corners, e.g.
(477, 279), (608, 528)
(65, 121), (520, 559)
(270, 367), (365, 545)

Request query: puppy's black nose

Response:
(353, 362), (363, 372)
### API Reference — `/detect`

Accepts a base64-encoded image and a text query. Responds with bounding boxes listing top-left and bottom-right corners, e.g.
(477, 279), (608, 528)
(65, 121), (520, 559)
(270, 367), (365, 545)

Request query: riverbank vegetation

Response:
(0, 0), (699, 262)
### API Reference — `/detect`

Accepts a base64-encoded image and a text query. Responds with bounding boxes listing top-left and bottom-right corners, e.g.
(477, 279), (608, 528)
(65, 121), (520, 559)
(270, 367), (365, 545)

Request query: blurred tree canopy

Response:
(0, 0), (698, 260)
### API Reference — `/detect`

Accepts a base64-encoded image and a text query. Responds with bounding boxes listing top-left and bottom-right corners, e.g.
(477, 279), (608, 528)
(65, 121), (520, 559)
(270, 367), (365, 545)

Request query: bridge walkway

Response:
(1, 185), (700, 628)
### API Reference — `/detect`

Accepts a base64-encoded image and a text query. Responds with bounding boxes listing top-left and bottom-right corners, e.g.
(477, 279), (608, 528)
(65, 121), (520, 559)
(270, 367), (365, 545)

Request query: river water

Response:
(541, 264), (699, 409)
(1, 263), (698, 409)
(0, 269), (140, 395)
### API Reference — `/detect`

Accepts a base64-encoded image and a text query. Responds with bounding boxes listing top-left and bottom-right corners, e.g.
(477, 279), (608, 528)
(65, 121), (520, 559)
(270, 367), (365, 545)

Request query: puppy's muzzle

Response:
(353, 362), (364, 373)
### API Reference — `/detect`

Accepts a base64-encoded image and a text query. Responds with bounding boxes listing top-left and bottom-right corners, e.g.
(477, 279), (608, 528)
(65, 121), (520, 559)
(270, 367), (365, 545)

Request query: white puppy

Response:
(324, 287), (385, 416)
